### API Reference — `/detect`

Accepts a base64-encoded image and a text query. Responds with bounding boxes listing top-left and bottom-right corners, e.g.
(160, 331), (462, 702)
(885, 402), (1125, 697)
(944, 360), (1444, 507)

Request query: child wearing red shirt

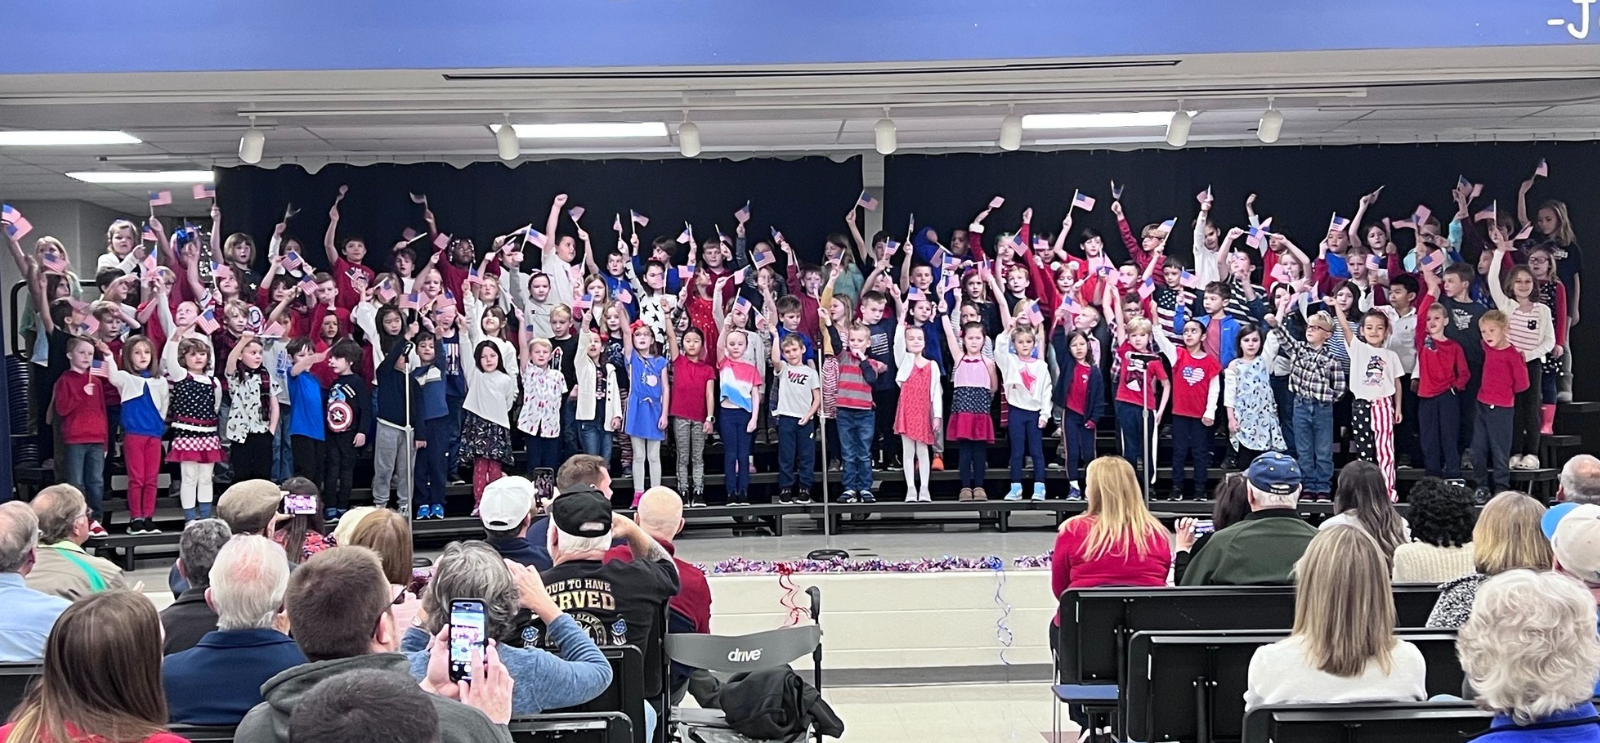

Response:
(1154, 318), (1222, 501)
(1471, 311), (1530, 502)
(54, 335), (109, 527)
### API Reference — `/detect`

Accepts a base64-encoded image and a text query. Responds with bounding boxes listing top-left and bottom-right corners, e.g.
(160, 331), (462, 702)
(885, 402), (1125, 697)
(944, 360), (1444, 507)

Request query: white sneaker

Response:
(1522, 454), (1541, 469)
(904, 492), (918, 503)
(1508, 455), (1525, 469)
(918, 490), (932, 502)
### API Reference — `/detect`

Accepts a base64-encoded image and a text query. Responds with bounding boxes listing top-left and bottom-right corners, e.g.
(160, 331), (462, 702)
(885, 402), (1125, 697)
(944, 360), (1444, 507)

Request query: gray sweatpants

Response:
(372, 422), (414, 511)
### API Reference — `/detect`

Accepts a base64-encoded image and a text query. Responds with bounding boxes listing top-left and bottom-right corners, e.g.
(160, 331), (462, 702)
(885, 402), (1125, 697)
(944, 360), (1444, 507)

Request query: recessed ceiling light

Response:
(67, 170), (214, 184)
(507, 122), (668, 139)
(1021, 112), (1193, 130)
(0, 131), (142, 146)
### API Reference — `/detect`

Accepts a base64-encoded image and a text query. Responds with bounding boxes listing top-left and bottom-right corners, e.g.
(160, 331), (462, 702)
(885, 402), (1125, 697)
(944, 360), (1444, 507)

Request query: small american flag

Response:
(1516, 224), (1535, 241)
(1196, 186), (1212, 204)
(574, 293), (593, 314)
(1071, 191), (1097, 212)
(400, 292), (420, 310)
(433, 233), (451, 250)
(1025, 301), (1043, 326)
(409, 192), (428, 205)
(41, 252), (67, 273)
(524, 228), (547, 249)
(1179, 270), (1199, 288)
(753, 246), (775, 268)
(857, 191), (879, 211)
(770, 226), (784, 244)
(141, 224), (157, 242)
(734, 296), (752, 313)
(465, 266), (482, 285)
(731, 267), (748, 284)
(988, 195), (1005, 209)
(1475, 201), (1498, 223)
(616, 288), (633, 305)
(715, 224), (730, 245)
(141, 252), (158, 273)
(299, 274), (319, 294)
(676, 226), (692, 245)
(1138, 277), (1156, 299)
(402, 227), (418, 241)
(1157, 218), (1176, 234)
(1329, 213), (1350, 231)
(260, 322), (286, 338)
(906, 286), (926, 303)
(567, 206), (585, 222)
(2, 204), (32, 240)
(1110, 181), (1124, 200)
(677, 265), (695, 281)
(630, 210), (649, 227)
(376, 279), (397, 303)
(90, 359), (109, 379)
(1247, 218), (1274, 248)
(148, 191), (172, 207)
(1366, 254), (1384, 272)
(197, 309), (220, 334)
(734, 201), (751, 223)
(1420, 251), (1443, 270)
(1411, 204), (1433, 227)
(282, 250), (303, 270)
(612, 214), (623, 233)
(1535, 159), (1549, 178)
(1457, 175), (1472, 191)
(192, 183), (216, 200)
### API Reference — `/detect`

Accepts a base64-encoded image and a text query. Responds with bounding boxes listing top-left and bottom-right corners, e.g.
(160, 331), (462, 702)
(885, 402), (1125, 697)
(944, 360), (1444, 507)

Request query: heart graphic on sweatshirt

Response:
(1181, 366), (1206, 385)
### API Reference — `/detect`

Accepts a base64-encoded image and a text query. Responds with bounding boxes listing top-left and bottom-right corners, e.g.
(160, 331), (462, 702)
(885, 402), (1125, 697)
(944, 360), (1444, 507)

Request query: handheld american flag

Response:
(90, 360), (109, 379)
(1329, 213), (1350, 231)
(676, 226), (692, 245)
(630, 210), (650, 227)
(148, 191), (173, 207)
(2, 204), (31, 239)
(988, 196), (1005, 209)
(735, 201), (751, 223)
(1071, 191), (1096, 212)
(1246, 217), (1274, 248)
(752, 246), (775, 268)
(1536, 159), (1549, 178)
(567, 206), (585, 222)
(857, 191), (879, 211)
(41, 252), (67, 274)
(197, 309), (220, 334)
(1110, 181), (1124, 200)
(282, 250), (303, 271)
(1474, 201), (1498, 223)
(1411, 204), (1433, 228)
(192, 183), (216, 200)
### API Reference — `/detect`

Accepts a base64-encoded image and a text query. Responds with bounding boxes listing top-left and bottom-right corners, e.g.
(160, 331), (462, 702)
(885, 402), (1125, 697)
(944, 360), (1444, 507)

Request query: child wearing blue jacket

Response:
(1051, 327), (1105, 501)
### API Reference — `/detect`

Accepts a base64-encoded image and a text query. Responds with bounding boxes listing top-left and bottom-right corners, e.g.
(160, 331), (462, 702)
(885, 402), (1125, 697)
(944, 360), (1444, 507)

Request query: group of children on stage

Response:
(6, 162), (1580, 532)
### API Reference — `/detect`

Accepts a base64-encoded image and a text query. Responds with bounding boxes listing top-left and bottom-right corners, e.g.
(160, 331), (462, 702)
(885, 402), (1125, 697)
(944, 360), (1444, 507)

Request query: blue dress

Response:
(624, 355), (668, 441)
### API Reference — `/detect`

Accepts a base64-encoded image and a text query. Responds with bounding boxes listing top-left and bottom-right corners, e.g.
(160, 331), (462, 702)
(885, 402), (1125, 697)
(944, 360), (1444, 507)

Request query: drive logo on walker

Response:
(728, 648), (763, 663)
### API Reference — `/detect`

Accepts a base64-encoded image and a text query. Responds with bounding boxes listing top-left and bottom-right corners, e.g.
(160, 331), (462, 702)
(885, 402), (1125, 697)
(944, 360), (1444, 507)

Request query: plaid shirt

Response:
(1274, 323), (1347, 404)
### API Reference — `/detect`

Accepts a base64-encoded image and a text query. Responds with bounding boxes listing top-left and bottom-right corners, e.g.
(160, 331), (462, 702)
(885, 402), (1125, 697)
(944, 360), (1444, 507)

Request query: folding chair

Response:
(665, 586), (824, 743)
(0, 663), (41, 720)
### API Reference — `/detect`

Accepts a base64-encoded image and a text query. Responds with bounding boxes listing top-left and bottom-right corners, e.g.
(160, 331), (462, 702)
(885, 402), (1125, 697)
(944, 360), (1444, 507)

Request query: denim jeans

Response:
(1473, 403), (1514, 493)
(574, 418), (613, 463)
(1419, 392), (1461, 479)
(415, 417), (449, 510)
(62, 443), (106, 520)
(1008, 409), (1046, 483)
(776, 416), (816, 489)
(837, 408), (875, 493)
(271, 403), (295, 482)
(1292, 397), (1334, 493)
(1116, 401), (1155, 481)
(720, 408), (754, 496)
(560, 398), (579, 461)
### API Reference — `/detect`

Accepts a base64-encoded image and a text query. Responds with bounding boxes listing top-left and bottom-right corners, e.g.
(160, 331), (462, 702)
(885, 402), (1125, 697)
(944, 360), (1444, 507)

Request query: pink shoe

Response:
(632, 491), (644, 508)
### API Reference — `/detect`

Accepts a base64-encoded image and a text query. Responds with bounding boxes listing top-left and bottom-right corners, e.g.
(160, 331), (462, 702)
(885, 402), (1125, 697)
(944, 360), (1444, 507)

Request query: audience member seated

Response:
(1244, 525), (1427, 710)
(1173, 473), (1251, 585)
(275, 477), (336, 564)
(399, 540), (612, 714)
(288, 669), (441, 743)
(0, 501), (69, 663)
(171, 479), (295, 596)
(1392, 478), (1478, 584)
(1051, 456), (1172, 637)
(164, 535), (305, 726)
(1319, 460), (1409, 561)
(235, 547), (514, 743)
(603, 487), (714, 696)
(537, 487), (679, 740)
(345, 510), (422, 629)
(1428, 491), (1552, 628)
(1457, 570), (1600, 742)
(329, 506), (377, 546)
(26, 485), (125, 601)
(480, 477), (550, 570)
(1545, 503), (1600, 672)
(519, 454), (617, 571)
(160, 519), (231, 655)
(1181, 453), (1318, 586)
(1559, 454), (1600, 506)
(0, 591), (188, 743)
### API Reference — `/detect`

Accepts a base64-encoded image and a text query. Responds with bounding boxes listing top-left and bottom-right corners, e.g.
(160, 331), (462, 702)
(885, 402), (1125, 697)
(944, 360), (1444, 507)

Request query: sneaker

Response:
(88, 520), (107, 538)
(146, 521), (162, 534)
(1167, 488), (1182, 503)
(431, 504), (444, 519)
(1523, 454), (1541, 470)
(632, 491), (644, 508)
(1316, 492), (1333, 503)
(1031, 483), (1047, 502)
(839, 491), (857, 504)
(795, 489), (813, 504)
(904, 490), (918, 503)
(417, 505), (431, 520)
(1474, 487), (1490, 505)
(931, 456), (944, 471)
(126, 520), (144, 536)
(918, 490), (932, 502)
(325, 508), (339, 520)
(690, 491), (707, 508)
(1068, 485), (1084, 501)
(859, 491), (877, 504)
(778, 488), (794, 505)
(1004, 484), (1024, 502)
(958, 487), (974, 502)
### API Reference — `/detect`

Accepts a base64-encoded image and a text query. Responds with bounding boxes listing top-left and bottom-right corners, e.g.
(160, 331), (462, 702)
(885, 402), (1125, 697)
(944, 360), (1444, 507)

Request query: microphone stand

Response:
(807, 335), (847, 561)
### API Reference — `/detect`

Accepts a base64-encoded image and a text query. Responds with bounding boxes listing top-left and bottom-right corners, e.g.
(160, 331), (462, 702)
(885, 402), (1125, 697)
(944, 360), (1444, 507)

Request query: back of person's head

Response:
(279, 477), (328, 565)
(1459, 570), (1600, 725)
(1077, 457), (1164, 559)
(1560, 454), (1600, 505)
(217, 479), (285, 535)
(177, 519), (232, 590)
(555, 454), (609, 493)
(1292, 525), (1397, 678)
(1210, 473), (1252, 532)
(550, 490), (614, 556)
(288, 669), (440, 743)
(635, 487), (685, 542)
(284, 547), (392, 662)
(1474, 491), (1552, 575)
(1331, 461), (1407, 560)
(8, 591), (167, 742)
(211, 535), (291, 632)
(1405, 478), (1476, 549)
(31, 485), (86, 545)
(347, 510), (415, 588)
(419, 541), (518, 638)
(0, 501), (39, 574)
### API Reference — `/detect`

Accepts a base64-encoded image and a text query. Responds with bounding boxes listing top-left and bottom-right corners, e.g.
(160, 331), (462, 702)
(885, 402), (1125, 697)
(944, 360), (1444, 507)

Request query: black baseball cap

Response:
(550, 488), (613, 538)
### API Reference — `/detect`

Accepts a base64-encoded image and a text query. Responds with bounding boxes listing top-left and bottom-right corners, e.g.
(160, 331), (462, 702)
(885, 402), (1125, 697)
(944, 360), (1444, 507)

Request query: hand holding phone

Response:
(449, 598), (488, 683)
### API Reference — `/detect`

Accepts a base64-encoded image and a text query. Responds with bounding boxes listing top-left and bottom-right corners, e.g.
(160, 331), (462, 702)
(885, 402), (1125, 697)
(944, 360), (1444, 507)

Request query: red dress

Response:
(893, 360), (936, 445)
(947, 355), (995, 442)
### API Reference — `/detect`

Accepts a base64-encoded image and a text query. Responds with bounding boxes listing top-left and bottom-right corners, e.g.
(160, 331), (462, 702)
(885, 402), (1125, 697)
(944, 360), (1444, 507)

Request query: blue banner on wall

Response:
(4, 0), (1598, 75)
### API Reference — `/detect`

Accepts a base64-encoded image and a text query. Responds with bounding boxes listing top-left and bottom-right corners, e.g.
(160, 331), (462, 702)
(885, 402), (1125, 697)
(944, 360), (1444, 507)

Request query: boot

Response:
(197, 503), (213, 519)
(1542, 404), (1557, 436)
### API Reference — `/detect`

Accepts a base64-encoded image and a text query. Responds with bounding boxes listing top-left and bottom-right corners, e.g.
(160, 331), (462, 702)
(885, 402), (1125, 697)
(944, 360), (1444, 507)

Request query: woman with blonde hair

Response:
(1458, 570), (1600, 741)
(1, 591), (190, 742)
(1050, 456), (1172, 595)
(345, 509), (421, 629)
(1427, 491), (1553, 628)
(1244, 525), (1427, 710)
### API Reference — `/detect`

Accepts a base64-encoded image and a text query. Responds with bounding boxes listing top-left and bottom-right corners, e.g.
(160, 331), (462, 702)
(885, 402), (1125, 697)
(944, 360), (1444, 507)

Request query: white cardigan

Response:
(573, 327), (622, 430)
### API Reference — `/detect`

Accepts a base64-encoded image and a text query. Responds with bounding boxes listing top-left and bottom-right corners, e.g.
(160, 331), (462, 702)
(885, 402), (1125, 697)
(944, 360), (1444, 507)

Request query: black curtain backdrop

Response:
(217, 141), (1600, 402)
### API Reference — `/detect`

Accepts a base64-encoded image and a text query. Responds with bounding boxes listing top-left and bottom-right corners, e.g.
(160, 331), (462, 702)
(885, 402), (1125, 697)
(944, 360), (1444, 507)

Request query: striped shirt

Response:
(1506, 305), (1550, 360)
(834, 352), (874, 410)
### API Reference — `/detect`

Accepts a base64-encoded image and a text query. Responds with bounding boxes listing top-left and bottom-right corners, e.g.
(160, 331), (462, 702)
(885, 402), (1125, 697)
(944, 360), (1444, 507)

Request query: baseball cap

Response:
(1548, 503), (1600, 585)
(216, 479), (285, 532)
(479, 476), (534, 530)
(1246, 452), (1301, 496)
(550, 488), (613, 539)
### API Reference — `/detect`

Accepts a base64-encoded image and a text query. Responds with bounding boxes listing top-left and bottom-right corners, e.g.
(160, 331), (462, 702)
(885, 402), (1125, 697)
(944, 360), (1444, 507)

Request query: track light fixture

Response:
(1166, 103), (1192, 147)
(1258, 97), (1283, 144)
(875, 109), (897, 155)
(495, 115), (520, 160)
(238, 116), (265, 164)
(998, 107), (1022, 151)
(678, 118), (701, 158)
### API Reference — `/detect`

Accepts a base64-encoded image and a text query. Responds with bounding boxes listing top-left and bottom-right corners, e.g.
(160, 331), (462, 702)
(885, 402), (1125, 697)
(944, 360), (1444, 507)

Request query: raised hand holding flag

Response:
(1196, 186), (1213, 205)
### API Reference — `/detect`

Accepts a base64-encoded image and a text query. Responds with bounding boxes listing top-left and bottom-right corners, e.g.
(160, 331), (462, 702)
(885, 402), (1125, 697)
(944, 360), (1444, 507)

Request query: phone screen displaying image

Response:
(448, 599), (487, 682)
(282, 494), (319, 515)
(1192, 519), (1215, 536)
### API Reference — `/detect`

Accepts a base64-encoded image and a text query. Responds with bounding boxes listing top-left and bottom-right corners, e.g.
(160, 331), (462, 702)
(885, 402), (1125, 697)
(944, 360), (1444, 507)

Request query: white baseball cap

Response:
(479, 477), (534, 530)
(1551, 503), (1600, 586)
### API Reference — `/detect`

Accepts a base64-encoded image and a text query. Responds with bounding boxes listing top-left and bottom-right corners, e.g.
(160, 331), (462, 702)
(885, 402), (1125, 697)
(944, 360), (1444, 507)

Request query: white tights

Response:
(631, 436), (662, 493)
(902, 436), (931, 500)
(179, 462), (215, 510)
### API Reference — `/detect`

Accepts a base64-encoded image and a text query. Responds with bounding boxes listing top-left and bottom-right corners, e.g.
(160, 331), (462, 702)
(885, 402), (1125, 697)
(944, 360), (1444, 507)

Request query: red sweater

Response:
(0, 723), (185, 743)
(1168, 350), (1220, 419)
(605, 538), (712, 634)
(1414, 335), (1471, 398)
(1050, 516), (1171, 624)
(1478, 342), (1530, 407)
(53, 369), (108, 445)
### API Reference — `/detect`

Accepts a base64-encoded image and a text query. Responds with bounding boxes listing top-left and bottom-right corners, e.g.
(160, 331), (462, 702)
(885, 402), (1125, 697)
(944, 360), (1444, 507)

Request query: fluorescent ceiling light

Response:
(0, 130), (141, 146)
(68, 170), (214, 184)
(505, 122), (668, 139)
(1021, 112), (1192, 130)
